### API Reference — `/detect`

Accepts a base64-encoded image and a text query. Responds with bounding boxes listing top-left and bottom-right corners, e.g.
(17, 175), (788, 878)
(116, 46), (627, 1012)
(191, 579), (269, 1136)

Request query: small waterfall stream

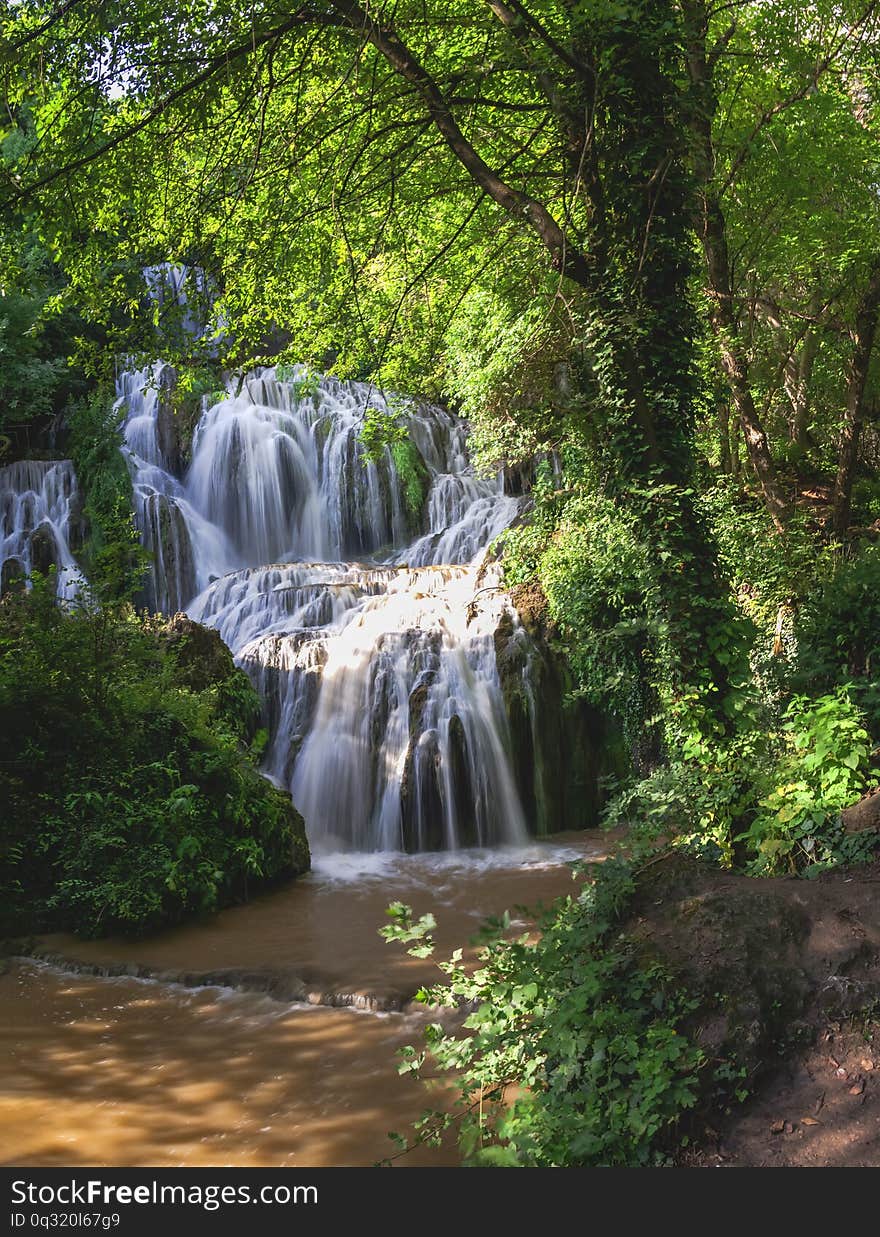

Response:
(0, 332), (612, 1169)
(0, 267), (614, 1169)
(0, 459), (82, 598)
(117, 363), (532, 853)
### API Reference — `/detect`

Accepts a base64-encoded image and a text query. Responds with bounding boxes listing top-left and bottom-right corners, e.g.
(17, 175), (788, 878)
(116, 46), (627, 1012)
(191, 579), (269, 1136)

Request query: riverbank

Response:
(616, 852), (880, 1167)
(7, 836), (880, 1168)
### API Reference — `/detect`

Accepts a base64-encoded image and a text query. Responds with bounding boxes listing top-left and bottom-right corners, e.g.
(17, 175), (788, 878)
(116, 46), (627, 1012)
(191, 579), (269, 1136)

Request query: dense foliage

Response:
(0, 577), (308, 937)
(381, 860), (707, 1167)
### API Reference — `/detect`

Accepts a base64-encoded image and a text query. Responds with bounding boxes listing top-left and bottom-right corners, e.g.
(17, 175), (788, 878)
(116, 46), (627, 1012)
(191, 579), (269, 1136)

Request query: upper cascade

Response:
(0, 459), (82, 599)
(116, 362), (531, 853)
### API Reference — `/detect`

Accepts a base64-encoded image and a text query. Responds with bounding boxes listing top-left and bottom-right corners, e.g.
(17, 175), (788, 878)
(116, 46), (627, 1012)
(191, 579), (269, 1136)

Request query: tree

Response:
(684, 0), (880, 529)
(0, 0), (753, 733)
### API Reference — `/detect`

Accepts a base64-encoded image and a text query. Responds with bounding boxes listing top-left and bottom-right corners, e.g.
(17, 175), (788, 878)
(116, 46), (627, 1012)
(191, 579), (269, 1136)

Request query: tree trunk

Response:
(790, 314), (821, 454)
(756, 291), (821, 452)
(683, 0), (789, 531)
(832, 259), (880, 536)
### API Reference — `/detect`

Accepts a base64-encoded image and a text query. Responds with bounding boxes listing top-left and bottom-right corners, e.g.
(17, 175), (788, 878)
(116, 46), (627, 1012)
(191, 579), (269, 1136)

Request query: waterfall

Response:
(0, 459), (82, 599)
(116, 362), (530, 853)
(117, 362), (234, 614)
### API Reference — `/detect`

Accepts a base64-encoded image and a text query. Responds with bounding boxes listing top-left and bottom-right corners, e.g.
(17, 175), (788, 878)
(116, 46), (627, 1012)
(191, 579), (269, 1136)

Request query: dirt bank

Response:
(621, 854), (880, 1167)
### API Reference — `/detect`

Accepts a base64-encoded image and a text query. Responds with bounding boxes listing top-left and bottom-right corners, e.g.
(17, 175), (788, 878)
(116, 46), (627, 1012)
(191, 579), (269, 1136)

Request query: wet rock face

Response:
(509, 578), (556, 638)
(494, 603), (627, 835)
(154, 366), (184, 478)
(28, 523), (59, 576)
(267, 779), (310, 878)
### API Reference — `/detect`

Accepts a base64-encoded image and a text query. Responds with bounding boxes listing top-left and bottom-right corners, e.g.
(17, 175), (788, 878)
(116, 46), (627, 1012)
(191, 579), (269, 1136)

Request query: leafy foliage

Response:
(380, 859), (705, 1167)
(2, 0), (880, 1170)
(0, 578), (307, 937)
(67, 390), (150, 600)
(795, 544), (880, 732)
(740, 690), (873, 874)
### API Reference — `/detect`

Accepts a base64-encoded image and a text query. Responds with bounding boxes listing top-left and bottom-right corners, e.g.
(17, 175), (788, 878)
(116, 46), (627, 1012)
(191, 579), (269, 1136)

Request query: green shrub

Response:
(380, 859), (705, 1167)
(0, 577), (307, 936)
(601, 687), (874, 877)
(700, 479), (819, 635)
(740, 689), (873, 875)
(503, 489), (666, 751)
(795, 544), (880, 735)
(850, 478), (880, 528)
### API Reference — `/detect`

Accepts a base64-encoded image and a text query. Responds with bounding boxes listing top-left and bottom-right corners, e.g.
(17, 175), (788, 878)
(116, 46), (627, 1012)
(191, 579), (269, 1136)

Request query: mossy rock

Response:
(161, 613), (262, 739)
(257, 776), (310, 877)
(494, 603), (627, 835)
(161, 613), (240, 691)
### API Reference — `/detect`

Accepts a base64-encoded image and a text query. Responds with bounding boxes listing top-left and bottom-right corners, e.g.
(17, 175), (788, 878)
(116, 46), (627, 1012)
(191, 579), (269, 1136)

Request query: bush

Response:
(601, 687), (874, 878)
(502, 487), (666, 754)
(380, 859), (705, 1167)
(740, 689), (874, 875)
(700, 479), (819, 636)
(795, 543), (880, 735)
(0, 578), (308, 937)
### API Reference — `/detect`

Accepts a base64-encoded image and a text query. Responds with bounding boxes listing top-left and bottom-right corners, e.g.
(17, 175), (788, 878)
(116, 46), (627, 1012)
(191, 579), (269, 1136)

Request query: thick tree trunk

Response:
(683, 0), (789, 531)
(832, 259), (880, 536)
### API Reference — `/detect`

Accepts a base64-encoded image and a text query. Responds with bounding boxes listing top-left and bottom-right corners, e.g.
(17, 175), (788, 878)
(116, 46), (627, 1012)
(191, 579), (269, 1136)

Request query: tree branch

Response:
(4, 7), (343, 203)
(327, 0), (591, 287)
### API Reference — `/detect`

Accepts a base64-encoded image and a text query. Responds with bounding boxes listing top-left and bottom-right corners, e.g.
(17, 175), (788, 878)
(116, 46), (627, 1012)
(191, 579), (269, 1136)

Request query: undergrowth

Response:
(379, 858), (708, 1167)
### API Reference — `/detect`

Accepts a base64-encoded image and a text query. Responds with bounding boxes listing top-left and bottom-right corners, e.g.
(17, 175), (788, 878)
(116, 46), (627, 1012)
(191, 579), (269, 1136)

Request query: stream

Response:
(2, 835), (613, 1167)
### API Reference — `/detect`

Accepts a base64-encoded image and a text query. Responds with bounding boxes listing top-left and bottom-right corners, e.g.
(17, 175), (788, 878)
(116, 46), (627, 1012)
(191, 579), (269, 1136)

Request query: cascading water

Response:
(117, 362), (531, 853)
(118, 362), (233, 613)
(0, 458), (82, 598)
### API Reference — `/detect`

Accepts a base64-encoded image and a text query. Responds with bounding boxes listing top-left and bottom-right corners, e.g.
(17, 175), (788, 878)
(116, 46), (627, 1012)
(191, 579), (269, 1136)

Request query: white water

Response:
(0, 459), (82, 599)
(116, 362), (531, 853)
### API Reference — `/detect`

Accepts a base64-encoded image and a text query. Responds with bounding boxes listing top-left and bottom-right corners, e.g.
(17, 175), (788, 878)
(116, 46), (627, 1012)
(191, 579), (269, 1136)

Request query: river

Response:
(3, 835), (614, 1168)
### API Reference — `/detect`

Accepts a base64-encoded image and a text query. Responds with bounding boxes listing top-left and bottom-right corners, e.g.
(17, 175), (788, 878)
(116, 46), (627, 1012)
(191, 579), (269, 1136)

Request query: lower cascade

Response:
(117, 363), (536, 853)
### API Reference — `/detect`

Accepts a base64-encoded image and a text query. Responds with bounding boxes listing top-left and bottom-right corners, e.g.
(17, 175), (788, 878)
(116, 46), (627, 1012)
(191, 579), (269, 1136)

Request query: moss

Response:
(390, 436), (430, 525)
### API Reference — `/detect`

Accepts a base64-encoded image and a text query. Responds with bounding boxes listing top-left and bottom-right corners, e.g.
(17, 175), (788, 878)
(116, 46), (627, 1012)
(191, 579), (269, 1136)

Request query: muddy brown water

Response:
(2, 833), (615, 1168)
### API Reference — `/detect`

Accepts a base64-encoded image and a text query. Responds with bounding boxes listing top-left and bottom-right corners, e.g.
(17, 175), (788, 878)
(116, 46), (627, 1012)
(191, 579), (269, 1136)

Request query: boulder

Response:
(161, 612), (240, 693)
(28, 523), (58, 576)
(842, 788), (880, 834)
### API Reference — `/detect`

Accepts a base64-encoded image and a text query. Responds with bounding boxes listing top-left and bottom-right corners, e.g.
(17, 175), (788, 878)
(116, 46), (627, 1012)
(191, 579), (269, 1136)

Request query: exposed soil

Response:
(689, 1015), (880, 1167)
(623, 854), (880, 1167)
